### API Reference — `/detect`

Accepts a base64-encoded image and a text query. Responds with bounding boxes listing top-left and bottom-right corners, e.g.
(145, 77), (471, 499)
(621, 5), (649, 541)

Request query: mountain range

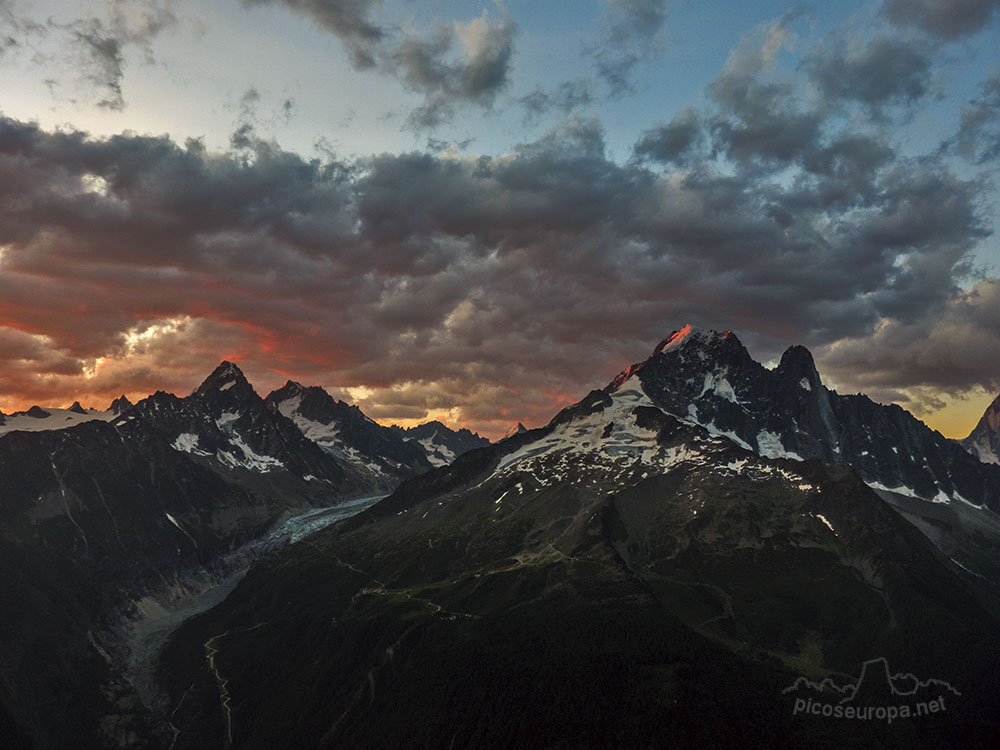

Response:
(2, 327), (1000, 749)
(0, 362), (486, 749)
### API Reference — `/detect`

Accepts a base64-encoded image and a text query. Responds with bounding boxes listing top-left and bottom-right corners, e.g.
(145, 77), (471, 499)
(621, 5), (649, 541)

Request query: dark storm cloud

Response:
(0, 7), (993, 427)
(242, 1), (515, 129)
(632, 108), (703, 165)
(801, 35), (933, 113)
(390, 13), (517, 130)
(704, 10), (826, 172)
(818, 279), (1000, 411)
(884, 0), (1000, 39)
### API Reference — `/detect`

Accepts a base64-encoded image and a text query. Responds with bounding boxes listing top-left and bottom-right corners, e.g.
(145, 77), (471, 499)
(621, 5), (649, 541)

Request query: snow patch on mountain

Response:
(0, 407), (116, 436)
(699, 371), (738, 403)
(216, 433), (285, 472)
(756, 430), (803, 460)
(814, 513), (836, 535)
(417, 438), (455, 468)
(171, 433), (211, 456)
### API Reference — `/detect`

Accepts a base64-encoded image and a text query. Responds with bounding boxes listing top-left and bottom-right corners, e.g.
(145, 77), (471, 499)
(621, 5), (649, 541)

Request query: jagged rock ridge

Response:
(607, 325), (1000, 511)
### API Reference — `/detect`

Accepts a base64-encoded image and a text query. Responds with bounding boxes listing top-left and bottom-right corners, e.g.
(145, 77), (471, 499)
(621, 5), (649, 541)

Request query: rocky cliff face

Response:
(265, 380), (432, 491)
(960, 394), (1000, 465)
(610, 325), (1000, 511)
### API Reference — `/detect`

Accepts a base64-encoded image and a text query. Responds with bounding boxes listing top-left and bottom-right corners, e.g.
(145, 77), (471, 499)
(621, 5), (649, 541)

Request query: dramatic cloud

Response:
(819, 279), (1000, 410)
(632, 108), (703, 165)
(390, 12), (517, 130)
(706, 10), (825, 171)
(802, 35), (933, 114)
(0, 4), (997, 437)
(885, 0), (1000, 39)
(0, 98), (992, 435)
(242, 1), (516, 129)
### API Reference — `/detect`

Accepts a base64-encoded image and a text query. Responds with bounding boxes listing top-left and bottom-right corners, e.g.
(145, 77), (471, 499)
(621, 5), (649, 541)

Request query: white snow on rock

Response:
(866, 480), (920, 498)
(417, 437), (456, 467)
(274, 395), (389, 476)
(494, 383), (666, 482)
(865, 480), (991, 511)
(814, 513), (837, 536)
(965, 434), (999, 464)
(799, 378), (811, 392)
(171, 433), (211, 456)
(215, 410), (241, 429)
(701, 422), (752, 451)
(698, 371), (738, 403)
(756, 430), (803, 461)
(0, 408), (116, 436)
(216, 432), (284, 472)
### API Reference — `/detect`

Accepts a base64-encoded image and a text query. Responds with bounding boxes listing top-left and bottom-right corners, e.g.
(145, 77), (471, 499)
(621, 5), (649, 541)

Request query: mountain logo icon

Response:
(782, 657), (960, 723)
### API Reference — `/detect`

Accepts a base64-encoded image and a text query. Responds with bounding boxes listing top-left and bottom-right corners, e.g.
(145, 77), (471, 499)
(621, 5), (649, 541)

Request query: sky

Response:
(0, 0), (998, 440)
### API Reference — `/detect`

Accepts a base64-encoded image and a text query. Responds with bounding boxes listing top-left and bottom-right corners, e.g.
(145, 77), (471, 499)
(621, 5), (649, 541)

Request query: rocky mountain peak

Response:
(108, 395), (133, 414)
(68, 401), (87, 414)
(980, 394), (1000, 433)
(775, 344), (822, 390)
(651, 325), (740, 357)
(608, 326), (752, 394)
(193, 360), (257, 401)
(960, 392), (1000, 465)
(267, 380), (307, 404)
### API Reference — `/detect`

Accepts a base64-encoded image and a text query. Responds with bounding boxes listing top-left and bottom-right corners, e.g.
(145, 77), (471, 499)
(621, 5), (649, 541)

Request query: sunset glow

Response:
(0, 0), (998, 440)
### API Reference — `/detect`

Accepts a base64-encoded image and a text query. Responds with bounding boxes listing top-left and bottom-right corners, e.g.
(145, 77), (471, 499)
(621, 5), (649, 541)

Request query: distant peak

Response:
(266, 379), (307, 402)
(502, 422), (529, 439)
(25, 405), (50, 419)
(975, 392), (1000, 435)
(776, 344), (821, 387)
(109, 394), (133, 414)
(651, 325), (738, 357)
(68, 400), (87, 414)
(193, 360), (256, 398)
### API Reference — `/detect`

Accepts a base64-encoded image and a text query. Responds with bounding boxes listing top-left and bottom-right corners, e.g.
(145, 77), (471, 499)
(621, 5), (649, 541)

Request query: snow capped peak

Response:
(651, 325), (740, 358)
(501, 422), (529, 439)
(652, 324), (700, 355)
